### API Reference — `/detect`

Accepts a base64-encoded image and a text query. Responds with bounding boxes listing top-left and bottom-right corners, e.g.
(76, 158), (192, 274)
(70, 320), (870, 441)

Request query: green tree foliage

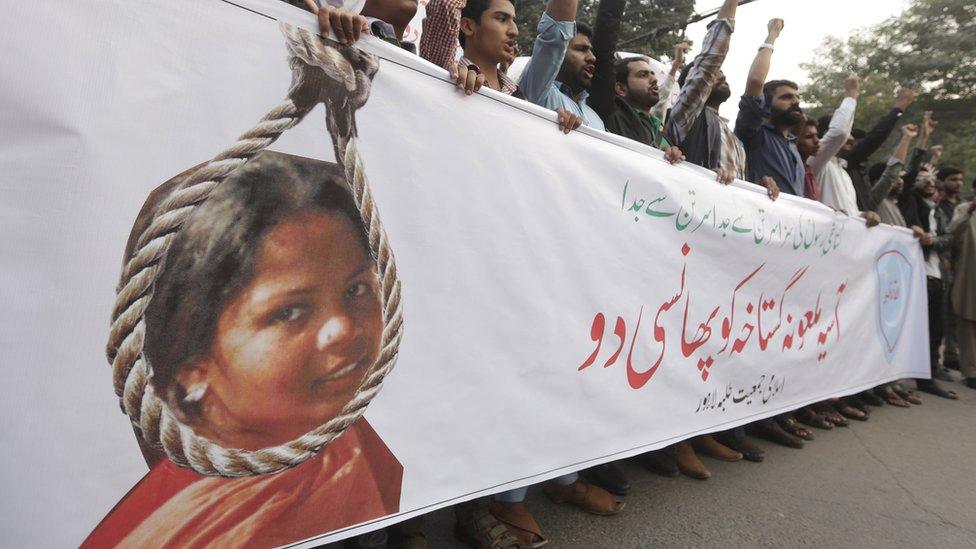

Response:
(513, 0), (694, 59)
(801, 0), (976, 187)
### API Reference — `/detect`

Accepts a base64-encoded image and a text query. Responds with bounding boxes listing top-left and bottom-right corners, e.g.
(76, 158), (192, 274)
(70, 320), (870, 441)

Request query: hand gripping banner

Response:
(0, 1), (930, 547)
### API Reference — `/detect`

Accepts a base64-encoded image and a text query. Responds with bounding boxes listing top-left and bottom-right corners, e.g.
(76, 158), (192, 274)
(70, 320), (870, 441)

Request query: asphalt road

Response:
(424, 378), (976, 548)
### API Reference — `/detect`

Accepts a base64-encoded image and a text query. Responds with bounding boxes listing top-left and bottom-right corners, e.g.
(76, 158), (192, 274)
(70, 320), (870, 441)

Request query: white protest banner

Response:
(0, 1), (929, 547)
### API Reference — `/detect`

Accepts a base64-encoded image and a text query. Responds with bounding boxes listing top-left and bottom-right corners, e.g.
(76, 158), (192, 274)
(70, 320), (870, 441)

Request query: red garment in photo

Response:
(83, 418), (401, 548)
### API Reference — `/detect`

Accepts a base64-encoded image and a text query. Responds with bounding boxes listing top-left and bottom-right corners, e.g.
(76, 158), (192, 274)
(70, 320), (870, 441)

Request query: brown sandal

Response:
(542, 478), (625, 515)
(776, 416), (814, 440)
(835, 402), (869, 421)
(878, 386), (910, 408)
(892, 383), (922, 405)
(488, 500), (547, 548)
(812, 402), (848, 426)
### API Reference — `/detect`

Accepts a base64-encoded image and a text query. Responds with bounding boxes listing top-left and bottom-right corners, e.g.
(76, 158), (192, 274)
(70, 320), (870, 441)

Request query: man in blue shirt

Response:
(518, 1), (605, 130)
(733, 18), (805, 196)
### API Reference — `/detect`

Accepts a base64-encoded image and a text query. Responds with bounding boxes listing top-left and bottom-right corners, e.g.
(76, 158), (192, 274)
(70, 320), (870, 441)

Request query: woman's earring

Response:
(183, 382), (209, 404)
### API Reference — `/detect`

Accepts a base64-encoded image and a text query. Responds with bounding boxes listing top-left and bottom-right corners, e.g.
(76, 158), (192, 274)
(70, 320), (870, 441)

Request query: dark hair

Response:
(614, 56), (646, 85)
(803, 115), (818, 128)
(762, 79), (798, 99)
(459, 0), (514, 48)
(937, 167), (963, 181)
(817, 114), (832, 138)
(139, 151), (369, 417)
(576, 21), (593, 39)
(851, 128), (866, 140)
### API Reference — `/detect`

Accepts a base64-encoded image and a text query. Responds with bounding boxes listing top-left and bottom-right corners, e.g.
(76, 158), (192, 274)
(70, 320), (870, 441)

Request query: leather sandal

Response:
(453, 499), (522, 549)
(834, 402), (868, 421)
(487, 500), (546, 548)
(812, 402), (848, 427)
(776, 415), (814, 440)
(796, 406), (833, 430)
(747, 420), (804, 449)
(892, 383), (923, 404)
(877, 386), (910, 407)
(692, 435), (743, 462)
(542, 478), (625, 515)
(843, 395), (870, 415)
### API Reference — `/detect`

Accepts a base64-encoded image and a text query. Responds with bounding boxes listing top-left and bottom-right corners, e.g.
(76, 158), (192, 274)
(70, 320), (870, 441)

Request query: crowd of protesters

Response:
(284, 0), (976, 546)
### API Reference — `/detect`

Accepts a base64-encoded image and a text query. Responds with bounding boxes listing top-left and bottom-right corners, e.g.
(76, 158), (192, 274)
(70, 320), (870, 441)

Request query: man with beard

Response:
(895, 112), (960, 399)
(937, 166), (966, 371)
(585, 0), (689, 161)
(734, 19), (806, 196)
(665, 0), (741, 180)
(519, 1), (604, 129)
(948, 192), (976, 390)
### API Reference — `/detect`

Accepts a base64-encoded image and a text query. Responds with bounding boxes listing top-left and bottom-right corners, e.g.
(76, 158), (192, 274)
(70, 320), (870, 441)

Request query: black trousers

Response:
(927, 276), (944, 376)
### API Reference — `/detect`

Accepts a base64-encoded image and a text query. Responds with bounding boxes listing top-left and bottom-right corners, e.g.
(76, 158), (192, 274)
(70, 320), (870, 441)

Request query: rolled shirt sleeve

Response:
(666, 18), (734, 145)
(518, 12), (575, 106)
(419, 0), (463, 71)
(734, 94), (767, 146)
(809, 96), (856, 178)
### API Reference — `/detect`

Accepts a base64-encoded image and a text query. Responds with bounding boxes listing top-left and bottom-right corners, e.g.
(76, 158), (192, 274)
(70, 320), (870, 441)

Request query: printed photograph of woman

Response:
(83, 151), (402, 548)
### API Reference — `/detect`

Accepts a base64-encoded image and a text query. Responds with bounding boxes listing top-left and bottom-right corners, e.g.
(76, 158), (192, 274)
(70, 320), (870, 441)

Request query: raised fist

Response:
(895, 87), (916, 110)
(844, 74), (860, 97)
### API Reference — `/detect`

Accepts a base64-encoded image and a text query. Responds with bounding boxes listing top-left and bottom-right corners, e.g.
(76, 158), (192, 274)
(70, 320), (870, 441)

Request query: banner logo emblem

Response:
(875, 242), (913, 362)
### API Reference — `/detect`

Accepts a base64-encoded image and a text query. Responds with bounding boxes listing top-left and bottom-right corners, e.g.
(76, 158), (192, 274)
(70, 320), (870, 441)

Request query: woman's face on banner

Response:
(196, 210), (382, 448)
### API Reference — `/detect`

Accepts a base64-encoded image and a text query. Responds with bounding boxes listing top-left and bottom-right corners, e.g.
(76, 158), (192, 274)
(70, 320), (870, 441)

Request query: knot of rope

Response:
(105, 23), (402, 477)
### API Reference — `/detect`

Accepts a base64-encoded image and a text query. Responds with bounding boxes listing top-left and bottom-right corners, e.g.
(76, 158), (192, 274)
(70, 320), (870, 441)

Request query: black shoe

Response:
(933, 367), (955, 382)
(636, 448), (680, 477)
(581, 462), (630, 496)
(964, 378), (976, 389)
(916, 379), (959, 400)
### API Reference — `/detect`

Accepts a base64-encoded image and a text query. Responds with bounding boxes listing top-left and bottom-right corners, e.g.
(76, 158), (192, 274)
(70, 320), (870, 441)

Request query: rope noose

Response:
(105, 23), (402, 477)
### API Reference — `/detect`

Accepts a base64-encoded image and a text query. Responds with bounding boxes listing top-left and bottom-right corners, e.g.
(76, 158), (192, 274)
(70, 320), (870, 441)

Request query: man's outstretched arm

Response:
(848, 88), (915, 168)
(666, 0), (737, 145)
(518, 0), (580, 105)
(809, 74), (859, 177)
(586, 0), (626, 122)
(735, 18), (783, 142)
